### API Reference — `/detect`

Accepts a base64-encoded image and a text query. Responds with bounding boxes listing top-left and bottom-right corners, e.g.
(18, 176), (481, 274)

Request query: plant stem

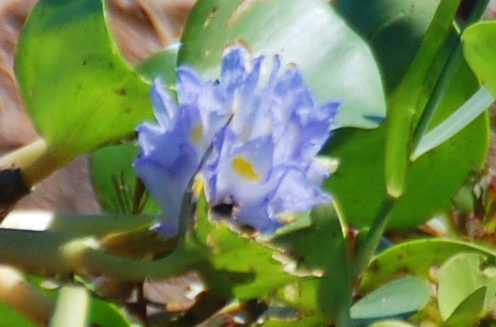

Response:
(0, 139), (46, 170)
(352, 196), (395, 283)
(50, 284), (89, 327)
(0, 265), (53, 326)
(384, 0), (463, 198)
(411, 0), (490, 156)
(0, 228), (206, 281)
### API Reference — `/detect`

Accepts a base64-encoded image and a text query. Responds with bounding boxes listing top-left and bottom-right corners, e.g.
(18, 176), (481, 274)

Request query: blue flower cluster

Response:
(135, 48), (338, 236)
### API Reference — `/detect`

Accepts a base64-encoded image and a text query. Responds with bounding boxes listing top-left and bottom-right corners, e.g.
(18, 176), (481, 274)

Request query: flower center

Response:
(189, 124), (203, 145)
(231, 156), (261, 181)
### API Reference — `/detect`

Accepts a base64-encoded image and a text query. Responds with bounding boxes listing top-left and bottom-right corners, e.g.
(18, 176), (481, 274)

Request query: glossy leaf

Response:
(274, 203), (351, 325)
(334, 0), (440, 91)
(15, 0), (151, 166)
(438, 253), (496, 320)
(463, 21), (496, 97)
(412, 86), (494, 159)
(190, 194), (298, 300)
(88, 297), (134, 327)
(350, 276), (430, 320)
(367, 320), (416, 327)
(443, 287), (486, 327)
(359, 239), (496, 293)
(383, 0), (461, 197)
(325, 63), (488, 229)
(179, 0), (386, 129)
(90, 143), (160, 214)
(136, 43), (179, 86)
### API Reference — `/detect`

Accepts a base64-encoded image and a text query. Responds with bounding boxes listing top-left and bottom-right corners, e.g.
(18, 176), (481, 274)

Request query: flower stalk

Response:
(50, 285), (89, 327)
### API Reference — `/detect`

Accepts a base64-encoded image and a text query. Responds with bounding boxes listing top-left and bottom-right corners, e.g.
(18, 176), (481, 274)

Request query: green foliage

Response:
(334, 0), (441, 91)
(443, 287), (486, 327)
(325, 62), (488, 229)
(350, 276), (430, 320)
(15, 0), (151, 165)
(274, 203), (351, 325)
(412, 86), (493, 159)
(90, 143), (160, 214)
(438, 253), (496, 321)
(189, 194), (297, 299)
(463, 21), (496, 97)
(88, 297), (135, 327)
(4, 0), (496, 326)
(137, 46), (179, 86)
(0, 300), (37, 327)
(178, 0), (386, 129)
(366, 320), (416, 327)
(359, 239), (496, 292)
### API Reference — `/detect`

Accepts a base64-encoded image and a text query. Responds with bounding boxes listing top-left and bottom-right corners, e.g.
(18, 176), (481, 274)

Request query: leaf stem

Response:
(384, 0), (463, 198)
(0, 265), (53, 326)
(411, 0), (490, 157)
(0, 228), (206, 281)
(50, 284), (89, 327)
(0, 139), (46, 170)
(352, 196), (395, 283)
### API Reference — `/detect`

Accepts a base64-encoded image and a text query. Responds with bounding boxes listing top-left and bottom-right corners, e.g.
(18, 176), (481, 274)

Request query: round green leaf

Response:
(136, 44), (179, 86)
(359, 239), (496, 293)
(438, 253), (496, 320)
(325, 63), (488, 229)
(335, 0), (440, 91)
(179, 0), (386, 129)
(463, 21), (496, 97)
(443, 287), (486, 327)
(15, 0), (152, 161)
(351, 276), (430, 320)
(367, 320), (416, 327)
(88, 297), (134, 327)
(90, 143), (160, 214)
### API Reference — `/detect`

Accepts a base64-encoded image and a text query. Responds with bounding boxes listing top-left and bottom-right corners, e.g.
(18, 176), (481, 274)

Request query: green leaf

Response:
(325, 62), (488, 229)
(383, 0), (462, 197)
(438, 253), (496, 320)
(259, 316), (328, 327)
(190, 194), (298, 300)
(136, 44), (179, 86)
(366, 320), (416, 327)
(274, 203), (351, 325)
(179, 0), (385, 129)
(359, 239), (496, 293)
(350, 276), (430, 320)
(412, 86), (493, 159)
(443, 287), (486, 327)
(334, 0), (441, 91)
(90, 143), (160, 214)
(15, 0), (151, 169)
(88, 297), (134, 327)
(463, 21), (496, 97)
(0, 300), (38, 327)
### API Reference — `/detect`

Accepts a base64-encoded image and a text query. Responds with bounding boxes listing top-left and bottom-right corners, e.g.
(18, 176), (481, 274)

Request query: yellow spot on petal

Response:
(190, 124), (203, 145)
(192, 174), (204, 196)
(231, 156), (261, 181)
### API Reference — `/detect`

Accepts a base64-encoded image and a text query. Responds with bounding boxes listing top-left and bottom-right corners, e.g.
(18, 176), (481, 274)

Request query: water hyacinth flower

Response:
(134, 64), (234, 236)
(135, 47), (338, 236)
(203, 52), (339, 232)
